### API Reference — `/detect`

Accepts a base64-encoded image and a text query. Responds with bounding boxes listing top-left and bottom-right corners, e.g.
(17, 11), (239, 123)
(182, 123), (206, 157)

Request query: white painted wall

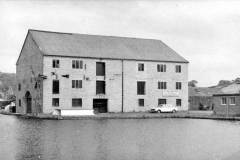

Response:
(42, 56), (188, 113)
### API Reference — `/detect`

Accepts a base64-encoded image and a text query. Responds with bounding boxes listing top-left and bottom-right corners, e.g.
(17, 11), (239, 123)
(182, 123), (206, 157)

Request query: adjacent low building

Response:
(188, 87), (220, 110)
(16, 29), (189, 114)
(213, 82), (240, 116)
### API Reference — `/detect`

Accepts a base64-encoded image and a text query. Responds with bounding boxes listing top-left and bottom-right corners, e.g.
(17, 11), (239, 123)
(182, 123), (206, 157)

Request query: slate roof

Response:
(189, 87), (221, 97)
(27, 29), (188, 63)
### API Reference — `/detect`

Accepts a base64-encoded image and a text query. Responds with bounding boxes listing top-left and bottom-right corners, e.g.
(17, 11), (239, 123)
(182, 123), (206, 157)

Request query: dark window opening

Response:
(52, 80), (59, 94)
(96, 81), (105, 94)
(52, 98), (59, 107)
(19, 99), (21, 107)
(158, 99), (167, 105)
(137, 81), (145, 95)
(138, 99), (144, 107)
(176, 82), (182, 90)
(138, 63), (144, 71)
(157, 64), (166, 72)
(18, 83), (21, 91)
(176, 99), (182, 106)
(72, 98), (82, 107)
(158, 82), (167, 89)
(72, 80), (82, 88)
(96, 62), (105, 76)
(176, 65), (181, 73)
(72, 60), (83, 69)
(53, 59), (60, 68)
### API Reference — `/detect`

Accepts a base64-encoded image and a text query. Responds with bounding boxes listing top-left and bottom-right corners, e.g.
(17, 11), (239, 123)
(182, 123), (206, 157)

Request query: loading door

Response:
(93, 99), (108, 113)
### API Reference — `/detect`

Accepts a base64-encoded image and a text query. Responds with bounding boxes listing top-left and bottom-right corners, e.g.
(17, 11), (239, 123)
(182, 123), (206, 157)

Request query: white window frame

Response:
(72, 60), (83, 69)
(221, 97), (227, 105)
(72, 80), (82, 89)
(176, 65), (181, 73)
(138, 63), (144, 71)
(176, 82), (182, 90)
(229, 97), (236, 105)
(158, 81), (167, 90)
(157, 64), (166, 72)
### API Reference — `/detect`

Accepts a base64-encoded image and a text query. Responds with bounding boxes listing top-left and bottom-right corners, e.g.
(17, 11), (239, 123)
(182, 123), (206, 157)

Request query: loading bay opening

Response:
(93, 99), (108, 113)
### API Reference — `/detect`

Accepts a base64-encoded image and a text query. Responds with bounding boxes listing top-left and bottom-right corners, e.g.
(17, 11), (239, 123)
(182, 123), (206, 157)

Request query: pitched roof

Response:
(28, 29), (188, 63)
(213, 82), (240, 95)
(189, 87), (221, 97)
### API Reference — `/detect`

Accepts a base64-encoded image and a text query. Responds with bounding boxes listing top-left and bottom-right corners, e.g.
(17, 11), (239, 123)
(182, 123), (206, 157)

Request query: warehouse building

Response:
(16, 29), (188, 114)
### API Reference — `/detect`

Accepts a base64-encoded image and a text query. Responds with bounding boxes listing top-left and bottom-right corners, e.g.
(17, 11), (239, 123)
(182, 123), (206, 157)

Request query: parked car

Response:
(149, 104), (178, 113)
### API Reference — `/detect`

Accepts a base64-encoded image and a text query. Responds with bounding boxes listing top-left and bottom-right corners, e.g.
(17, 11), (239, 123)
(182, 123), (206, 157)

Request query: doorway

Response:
(93, 99), (108, 113)
(25, 91), (32, 113)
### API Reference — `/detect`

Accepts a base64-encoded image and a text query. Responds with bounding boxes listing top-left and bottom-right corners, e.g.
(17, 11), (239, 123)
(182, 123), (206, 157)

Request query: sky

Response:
(1, 0), (240, 87)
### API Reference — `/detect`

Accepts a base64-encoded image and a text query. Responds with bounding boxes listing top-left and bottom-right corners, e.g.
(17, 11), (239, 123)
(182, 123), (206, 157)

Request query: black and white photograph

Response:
(1, 0), (240, 159)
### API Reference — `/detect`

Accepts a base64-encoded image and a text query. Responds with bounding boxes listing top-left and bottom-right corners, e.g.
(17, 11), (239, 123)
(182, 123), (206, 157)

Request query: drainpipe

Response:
(227, 97), (229, 117)
(122, 60), (124, 113)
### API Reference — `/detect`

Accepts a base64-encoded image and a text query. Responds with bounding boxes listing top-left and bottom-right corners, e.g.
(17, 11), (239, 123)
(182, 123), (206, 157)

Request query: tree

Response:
(188, 80), (198, 87)
(217, 80), (231, 86)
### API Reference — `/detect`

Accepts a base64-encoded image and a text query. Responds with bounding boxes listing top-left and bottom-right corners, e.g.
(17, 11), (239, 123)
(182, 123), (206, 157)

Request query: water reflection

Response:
(1, 115), (240, 160)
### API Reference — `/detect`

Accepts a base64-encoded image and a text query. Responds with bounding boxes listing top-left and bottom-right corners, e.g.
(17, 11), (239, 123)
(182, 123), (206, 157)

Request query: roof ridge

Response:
(28, 29), (172, 43)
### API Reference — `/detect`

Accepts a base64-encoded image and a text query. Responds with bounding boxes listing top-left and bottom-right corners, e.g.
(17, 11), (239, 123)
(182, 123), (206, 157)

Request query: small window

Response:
(221, 97), (227, 105)
(96, 62), (105, 76)
(176, 82), (182, 90)
(230, 97), (236, 105)
(157, 64), (166, 72)
(158, 99), (167, 105)
(18, 83), (21, 91)
(176, 99), (182, 106)
(72, 80), (82, 88)
(19, 99), (21, 107)
(52, 98), (59, 107)
(138, 99), (144, 107)
(72, 60), (83, 69)
(52, 80), (59, 94)
(137, 81), (145, 95)
(138, 63), (144, 71)
(72, 98), (82, 107)
(96, 81), (105, 94)
(53, 59), (60, 68)
(158, 82), (167, 89)
(176, 65), (181, 73)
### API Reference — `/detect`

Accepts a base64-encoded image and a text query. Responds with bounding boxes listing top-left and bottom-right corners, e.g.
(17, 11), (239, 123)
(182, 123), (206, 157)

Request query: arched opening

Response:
(25, 91), (32, 113)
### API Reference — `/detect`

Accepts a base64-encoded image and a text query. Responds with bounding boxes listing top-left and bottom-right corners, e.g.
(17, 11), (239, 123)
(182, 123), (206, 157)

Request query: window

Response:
(176, 82), (182, 90)
(19, 99), (21, 107)
(158, 82), (167, 89)
(230, 97), (236, 105)
(52, 59), (60, 68)
(138, 63), (144, 71)
(72, 60), (83, 69)
(96, 81), (105, 94)
(157, 64), (166, 72)
(96, 62), (105, 76)
(18, 83), (21, 91)
(52, 80), (59, 94)
(72, 80), (82, 88)
(72, 98), (82, 107)
(137, 81), (146, 95)
(52, 98), (59, 107)
(176, 65), (181, 73)
(158, 99), (167, 105)
(221, 97), (227, 105)
(138, 99), (144, 107)
(176, 99), (182, 106)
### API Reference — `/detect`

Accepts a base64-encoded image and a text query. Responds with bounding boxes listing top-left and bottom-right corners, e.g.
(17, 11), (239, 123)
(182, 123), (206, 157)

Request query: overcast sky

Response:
(1, 0), (240, 87)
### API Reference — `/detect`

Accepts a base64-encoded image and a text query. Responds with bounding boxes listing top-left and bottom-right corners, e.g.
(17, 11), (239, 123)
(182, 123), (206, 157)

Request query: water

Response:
(1, 115), (240, 160)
